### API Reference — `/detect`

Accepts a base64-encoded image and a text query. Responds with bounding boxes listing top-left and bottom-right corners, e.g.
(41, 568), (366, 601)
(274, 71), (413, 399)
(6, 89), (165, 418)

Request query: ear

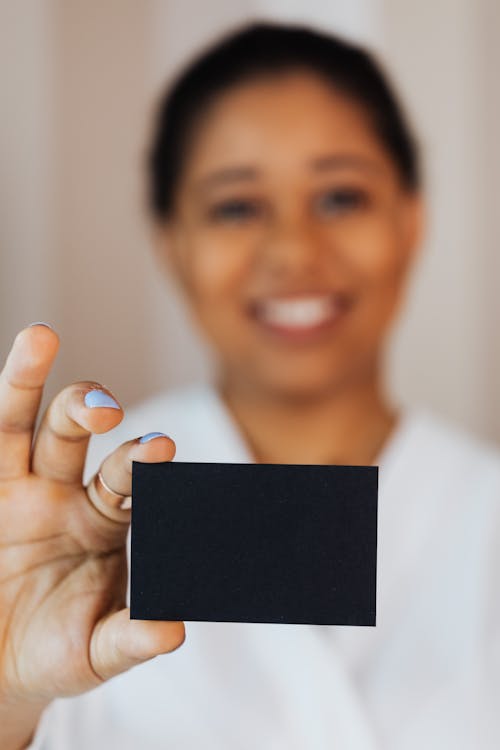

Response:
(150, 221), (187, 291)
(401, 190), (425, 265)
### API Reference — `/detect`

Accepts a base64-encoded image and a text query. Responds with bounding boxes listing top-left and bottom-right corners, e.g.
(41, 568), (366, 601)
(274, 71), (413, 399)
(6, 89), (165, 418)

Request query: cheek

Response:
(179, 232), (258, 348)
(333, 214), (407, 284)
(329, 214), (409, 342)
(186, 240), (250, 304)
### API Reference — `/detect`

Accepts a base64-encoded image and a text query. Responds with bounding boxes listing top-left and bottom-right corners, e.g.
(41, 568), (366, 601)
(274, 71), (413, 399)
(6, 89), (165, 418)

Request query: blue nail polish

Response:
(84, 390), (121, 410)
(28, 321), (53, 329)
(139, 431), (168, 443)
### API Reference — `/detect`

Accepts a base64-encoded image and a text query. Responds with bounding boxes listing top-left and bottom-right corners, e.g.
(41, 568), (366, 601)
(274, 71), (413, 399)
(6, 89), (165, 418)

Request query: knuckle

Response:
(0, 415), (32, 434)
(70, 381), (106, 394)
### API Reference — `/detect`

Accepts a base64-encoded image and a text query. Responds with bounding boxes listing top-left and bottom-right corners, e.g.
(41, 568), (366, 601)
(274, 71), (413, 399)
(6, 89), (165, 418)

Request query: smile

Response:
(249, 293), (350, 342)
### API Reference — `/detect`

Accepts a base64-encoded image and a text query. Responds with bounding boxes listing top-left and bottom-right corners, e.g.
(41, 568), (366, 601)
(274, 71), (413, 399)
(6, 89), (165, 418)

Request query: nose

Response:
(259, 214), (325, 281)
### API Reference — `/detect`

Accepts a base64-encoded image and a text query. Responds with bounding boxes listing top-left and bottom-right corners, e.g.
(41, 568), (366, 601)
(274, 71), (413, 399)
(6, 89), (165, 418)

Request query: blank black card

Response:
(130, 461), (378, 626)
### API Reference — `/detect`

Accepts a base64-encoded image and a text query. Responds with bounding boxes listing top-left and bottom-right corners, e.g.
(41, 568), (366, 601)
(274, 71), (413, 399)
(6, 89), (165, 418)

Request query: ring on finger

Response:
(85, 469), (132, 523)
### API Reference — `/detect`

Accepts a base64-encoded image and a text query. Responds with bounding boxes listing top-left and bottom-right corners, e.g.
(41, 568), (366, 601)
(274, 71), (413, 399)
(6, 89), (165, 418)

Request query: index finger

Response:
(0, 323), (59, 480)
(31, 380), (124, 484)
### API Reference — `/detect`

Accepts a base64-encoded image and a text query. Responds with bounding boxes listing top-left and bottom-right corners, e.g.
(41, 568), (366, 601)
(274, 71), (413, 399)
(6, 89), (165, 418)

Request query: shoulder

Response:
(122, 380), (214, 430)
(403, 407), (500, 476)
(385, 406), (500, 518)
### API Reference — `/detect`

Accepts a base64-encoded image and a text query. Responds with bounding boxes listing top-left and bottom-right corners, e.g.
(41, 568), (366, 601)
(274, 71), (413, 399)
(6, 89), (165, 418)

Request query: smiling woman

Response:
(159, 74), (420, 417)
(2, 20), (500, 750)
(148, 26), (422, 464)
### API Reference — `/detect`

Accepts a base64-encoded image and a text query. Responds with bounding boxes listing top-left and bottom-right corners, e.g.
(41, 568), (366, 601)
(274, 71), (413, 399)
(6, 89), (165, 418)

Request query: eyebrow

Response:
(195, 153), (383, 193)
(195, 166), (259, 192)
(310, 153), (383, 174)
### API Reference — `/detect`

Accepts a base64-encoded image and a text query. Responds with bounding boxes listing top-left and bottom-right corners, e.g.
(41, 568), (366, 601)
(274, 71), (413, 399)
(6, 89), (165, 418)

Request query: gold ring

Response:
(85, 470), (132, 523)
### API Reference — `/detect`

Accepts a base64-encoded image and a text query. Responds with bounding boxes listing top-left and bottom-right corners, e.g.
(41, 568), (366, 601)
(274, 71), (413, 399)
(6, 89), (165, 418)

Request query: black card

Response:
(130, 461), (378, 626)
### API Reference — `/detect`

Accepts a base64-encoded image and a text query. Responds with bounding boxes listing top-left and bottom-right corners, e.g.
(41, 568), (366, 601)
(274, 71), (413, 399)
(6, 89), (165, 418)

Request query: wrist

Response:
(0, 695), (49, 750)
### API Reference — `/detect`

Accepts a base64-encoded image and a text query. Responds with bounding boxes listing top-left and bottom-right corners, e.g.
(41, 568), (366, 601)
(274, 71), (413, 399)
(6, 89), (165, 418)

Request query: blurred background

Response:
(1, 0), (499, 443)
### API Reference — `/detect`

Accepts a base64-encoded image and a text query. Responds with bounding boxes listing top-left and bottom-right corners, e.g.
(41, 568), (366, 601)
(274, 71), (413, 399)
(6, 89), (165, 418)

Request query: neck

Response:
(216, 365), (398, 466)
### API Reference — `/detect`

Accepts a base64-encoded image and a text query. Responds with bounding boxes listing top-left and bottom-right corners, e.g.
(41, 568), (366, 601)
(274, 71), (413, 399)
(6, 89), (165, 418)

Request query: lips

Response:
(248, 292), (351, 342)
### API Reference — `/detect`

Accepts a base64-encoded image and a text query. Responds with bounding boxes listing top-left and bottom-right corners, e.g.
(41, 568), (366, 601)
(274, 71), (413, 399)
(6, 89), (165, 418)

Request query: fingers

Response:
(84, 432), (176, 524)
(31, 382), (125, 483)
(0, 324), (60, 480)
(89, 608), (186, 683)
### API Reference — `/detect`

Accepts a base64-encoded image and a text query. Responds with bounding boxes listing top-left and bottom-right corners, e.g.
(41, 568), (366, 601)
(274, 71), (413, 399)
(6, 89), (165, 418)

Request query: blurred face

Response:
(157, 69), (423, 399)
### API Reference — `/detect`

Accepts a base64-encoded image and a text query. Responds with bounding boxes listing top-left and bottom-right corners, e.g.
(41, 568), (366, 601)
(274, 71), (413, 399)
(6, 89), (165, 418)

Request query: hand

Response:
(0, 324), (185, 709)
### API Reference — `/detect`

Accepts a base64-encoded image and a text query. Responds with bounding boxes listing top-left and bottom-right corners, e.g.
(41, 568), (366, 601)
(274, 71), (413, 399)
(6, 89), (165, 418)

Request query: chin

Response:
(254, 364), (347, 404)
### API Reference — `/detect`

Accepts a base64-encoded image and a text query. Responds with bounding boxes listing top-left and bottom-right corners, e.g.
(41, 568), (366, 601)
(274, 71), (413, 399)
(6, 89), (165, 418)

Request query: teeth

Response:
(257, 296), (338, 328)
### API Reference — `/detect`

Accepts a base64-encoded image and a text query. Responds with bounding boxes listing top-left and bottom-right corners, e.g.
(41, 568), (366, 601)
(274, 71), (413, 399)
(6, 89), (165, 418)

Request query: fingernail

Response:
(84, 390), (121, 410)
(28, 321), (53, 329)
(139, 431), (169, 443)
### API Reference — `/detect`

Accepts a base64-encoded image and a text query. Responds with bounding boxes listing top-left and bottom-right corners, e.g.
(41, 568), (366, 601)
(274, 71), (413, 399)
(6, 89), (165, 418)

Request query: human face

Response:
(157, 69), (423, 400)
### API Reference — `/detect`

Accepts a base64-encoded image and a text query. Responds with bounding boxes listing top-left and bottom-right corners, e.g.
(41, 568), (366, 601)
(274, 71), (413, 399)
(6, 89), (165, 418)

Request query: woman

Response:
(1, 22), (499, 750)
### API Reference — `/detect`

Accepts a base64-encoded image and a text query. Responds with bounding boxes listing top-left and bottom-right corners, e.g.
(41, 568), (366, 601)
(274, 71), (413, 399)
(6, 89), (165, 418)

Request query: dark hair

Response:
(148, 21), (420, 220)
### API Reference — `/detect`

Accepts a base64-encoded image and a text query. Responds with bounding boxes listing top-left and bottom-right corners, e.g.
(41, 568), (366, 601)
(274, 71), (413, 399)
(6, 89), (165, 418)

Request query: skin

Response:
(0, 329), (185, 750)
(156, 68), (424, 464)
(0, 67), (423, 749)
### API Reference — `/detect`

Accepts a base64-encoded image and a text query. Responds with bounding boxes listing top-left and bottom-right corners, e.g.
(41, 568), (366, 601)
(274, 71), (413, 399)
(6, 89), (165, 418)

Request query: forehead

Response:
(182, 69), (392, 179)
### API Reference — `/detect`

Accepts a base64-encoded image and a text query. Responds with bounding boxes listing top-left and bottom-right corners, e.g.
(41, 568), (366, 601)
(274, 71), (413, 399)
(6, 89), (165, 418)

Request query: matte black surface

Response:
(130, 461), (378, 625)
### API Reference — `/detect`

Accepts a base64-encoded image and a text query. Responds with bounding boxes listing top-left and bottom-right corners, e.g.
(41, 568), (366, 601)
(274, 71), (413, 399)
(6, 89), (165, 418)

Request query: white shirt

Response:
(29, 381), (500, 749)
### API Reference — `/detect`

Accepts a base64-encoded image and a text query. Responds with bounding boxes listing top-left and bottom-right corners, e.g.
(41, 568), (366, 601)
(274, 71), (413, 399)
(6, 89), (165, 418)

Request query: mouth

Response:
(247, 292), (352, 344)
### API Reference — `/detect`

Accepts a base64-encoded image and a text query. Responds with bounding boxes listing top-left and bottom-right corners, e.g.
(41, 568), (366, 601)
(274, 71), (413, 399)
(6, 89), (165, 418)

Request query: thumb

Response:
(89, 608), (186, 682)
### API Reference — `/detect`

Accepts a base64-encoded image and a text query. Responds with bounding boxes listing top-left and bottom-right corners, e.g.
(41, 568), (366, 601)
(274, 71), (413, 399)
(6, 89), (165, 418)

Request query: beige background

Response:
(1, 0), (499, 443)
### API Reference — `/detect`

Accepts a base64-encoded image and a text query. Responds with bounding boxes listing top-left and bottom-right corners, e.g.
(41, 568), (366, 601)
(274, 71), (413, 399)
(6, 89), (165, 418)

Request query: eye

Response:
(314, 187), (368, 217)
(208, 199), (262, 223)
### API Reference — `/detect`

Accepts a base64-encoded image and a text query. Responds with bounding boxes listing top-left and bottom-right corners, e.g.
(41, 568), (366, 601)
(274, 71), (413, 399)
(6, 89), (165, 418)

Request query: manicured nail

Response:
(28, 321), (53, 329)
(84, 390), (121, 409)
(139, 431), (169, 443)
